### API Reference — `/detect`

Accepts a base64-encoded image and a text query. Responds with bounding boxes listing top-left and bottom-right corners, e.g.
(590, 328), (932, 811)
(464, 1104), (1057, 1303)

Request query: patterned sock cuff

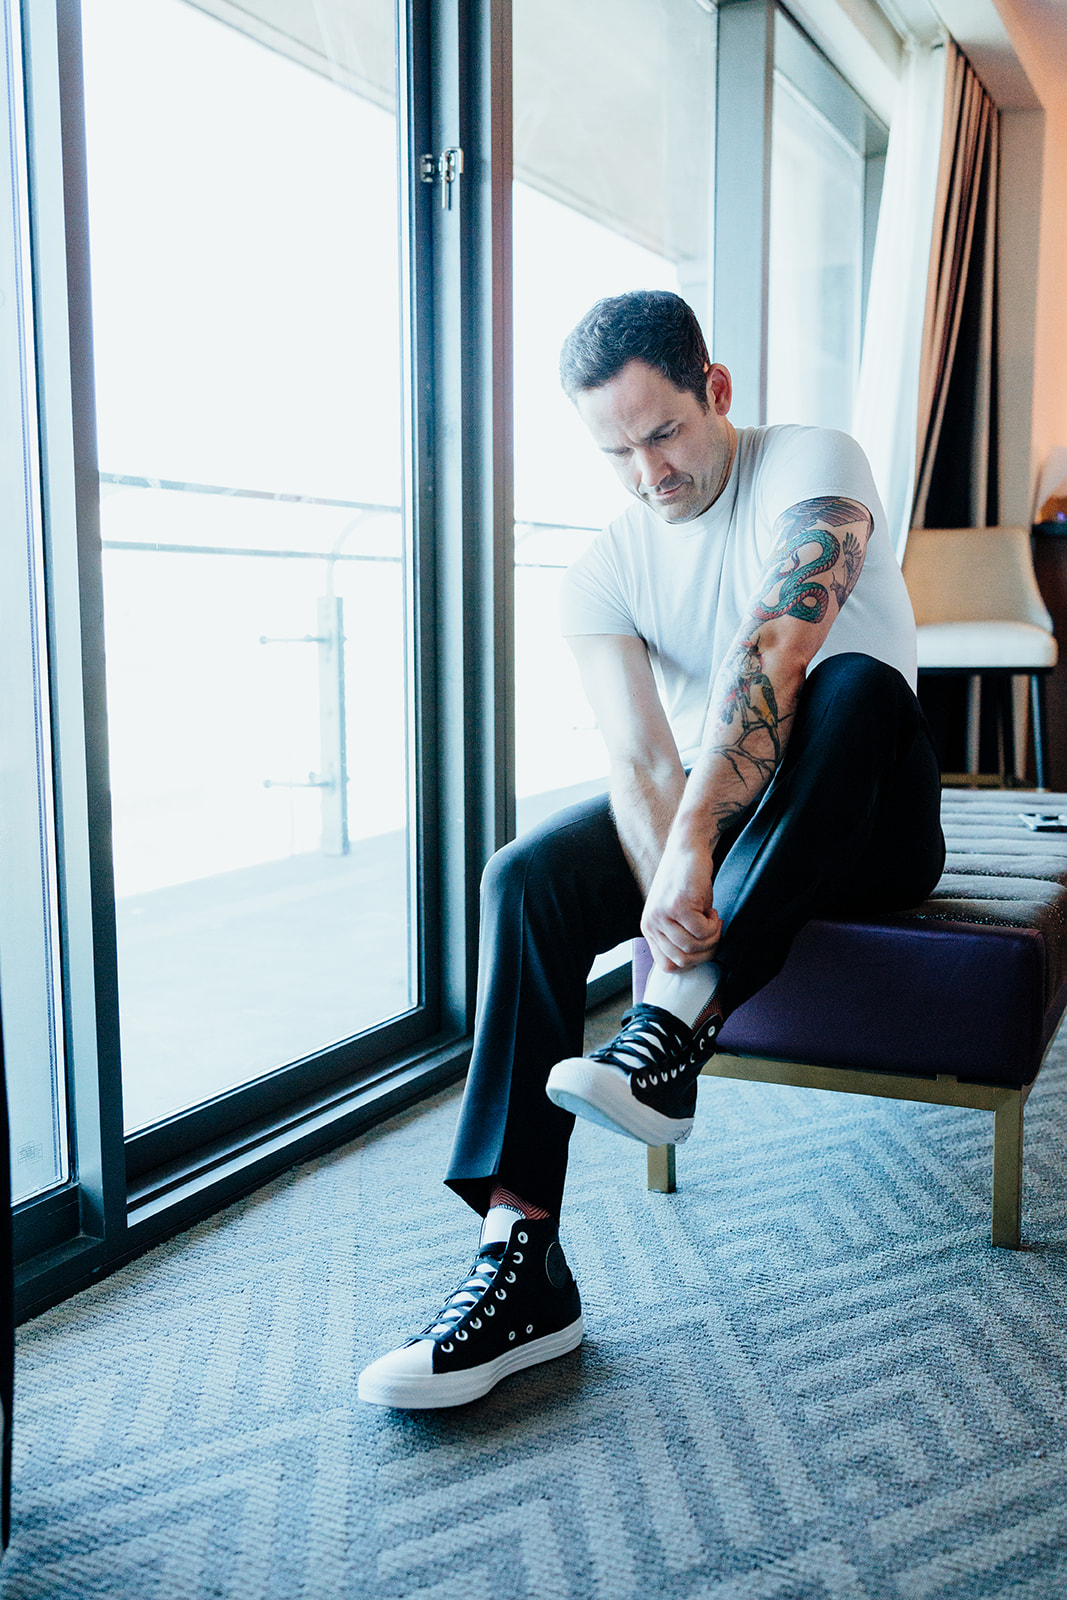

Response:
(488, 1185), (550, 1221)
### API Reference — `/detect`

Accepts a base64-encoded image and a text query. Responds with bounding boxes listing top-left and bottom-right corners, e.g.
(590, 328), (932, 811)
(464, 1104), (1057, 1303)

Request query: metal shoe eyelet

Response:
(505, 1271), (516, 1283)
(485, 1305), (495, 1316)
(456, 1329), (468, 1341)
(441, 1341), (453, 1352)
(512, 1252), (523, 1263)
(508, 1331), (515, 1341)
(518, 1232), (528, 1244)
(649, 1073), (658, 1085)
(471, 1318), (481, 1329)
(526, 1324), (533, 1334)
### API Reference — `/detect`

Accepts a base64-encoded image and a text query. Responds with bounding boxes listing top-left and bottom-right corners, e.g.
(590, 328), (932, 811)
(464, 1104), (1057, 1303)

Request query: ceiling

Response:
(910, 0), (1067, 110)
(983, 0), (1067, 109)
(187, 0), (1067, 123)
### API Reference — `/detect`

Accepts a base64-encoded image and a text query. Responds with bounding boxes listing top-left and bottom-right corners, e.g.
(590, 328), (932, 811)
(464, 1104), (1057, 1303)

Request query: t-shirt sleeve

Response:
(558, 535), (639, 637)
(756, 427), (885, 557)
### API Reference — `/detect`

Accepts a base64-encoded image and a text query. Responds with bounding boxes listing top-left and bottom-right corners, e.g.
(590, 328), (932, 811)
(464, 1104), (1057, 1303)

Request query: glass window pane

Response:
(767, 73), (866, 430)
(0, 0), (68, 1204)
(81, 0), (416, 1132)
(512, 0), (716, 837)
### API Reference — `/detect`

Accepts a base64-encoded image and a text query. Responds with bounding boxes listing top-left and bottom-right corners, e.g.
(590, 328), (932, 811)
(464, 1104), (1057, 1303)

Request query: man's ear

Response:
(706, 363), (732, 416)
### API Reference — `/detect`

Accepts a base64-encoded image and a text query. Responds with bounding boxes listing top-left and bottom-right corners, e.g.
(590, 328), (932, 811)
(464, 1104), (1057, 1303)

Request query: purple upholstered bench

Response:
(633, 789), (1067, 1247)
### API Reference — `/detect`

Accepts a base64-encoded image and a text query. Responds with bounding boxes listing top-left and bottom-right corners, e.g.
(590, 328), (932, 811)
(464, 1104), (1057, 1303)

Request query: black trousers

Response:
(446, 654), (946, 1219)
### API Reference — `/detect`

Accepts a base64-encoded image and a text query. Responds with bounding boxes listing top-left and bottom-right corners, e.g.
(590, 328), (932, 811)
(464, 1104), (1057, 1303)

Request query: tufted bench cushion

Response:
(632, 789), (1067, 1090)
(633, 789), (1067, 1246)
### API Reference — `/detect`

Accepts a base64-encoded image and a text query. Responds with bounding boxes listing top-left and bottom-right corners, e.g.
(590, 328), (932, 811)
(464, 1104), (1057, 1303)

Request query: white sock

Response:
(642, 961), (722, 1029)
(480, 1204), (523, 1247)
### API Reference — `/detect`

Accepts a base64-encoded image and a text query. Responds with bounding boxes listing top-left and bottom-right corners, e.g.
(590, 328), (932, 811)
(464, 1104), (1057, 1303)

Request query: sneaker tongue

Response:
(480, 1204), (523, 1247)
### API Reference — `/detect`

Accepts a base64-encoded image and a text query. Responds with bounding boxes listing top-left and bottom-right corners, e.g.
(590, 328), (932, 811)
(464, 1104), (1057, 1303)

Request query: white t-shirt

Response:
(559, 424), (917, 765)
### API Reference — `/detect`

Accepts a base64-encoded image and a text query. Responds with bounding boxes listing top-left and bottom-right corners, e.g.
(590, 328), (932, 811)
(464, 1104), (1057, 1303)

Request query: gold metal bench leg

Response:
(991, 1090), (1024, 1249)
(647, 1143), (676, 1193)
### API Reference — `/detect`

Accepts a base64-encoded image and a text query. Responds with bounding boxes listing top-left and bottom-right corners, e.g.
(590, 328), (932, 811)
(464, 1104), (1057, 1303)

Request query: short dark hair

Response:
(559, 290), (711, 408)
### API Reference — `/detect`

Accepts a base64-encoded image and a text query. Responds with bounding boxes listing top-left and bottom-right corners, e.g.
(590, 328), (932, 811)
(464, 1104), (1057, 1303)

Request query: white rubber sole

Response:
(357, 1316), (584, 1409)
(545, 1057), (694, 1146)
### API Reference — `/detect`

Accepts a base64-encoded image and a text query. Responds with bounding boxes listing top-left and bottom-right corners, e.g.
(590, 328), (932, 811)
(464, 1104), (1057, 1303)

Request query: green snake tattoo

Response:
(702, 497), (871, 830)
(752, 497), (870, 626)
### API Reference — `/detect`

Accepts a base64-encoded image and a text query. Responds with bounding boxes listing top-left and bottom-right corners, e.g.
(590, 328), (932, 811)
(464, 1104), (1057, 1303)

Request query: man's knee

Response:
(481, 835), (527, 912)
(790, 653), (930, 784)
(480, 815), (592, 918)
(804, 653), (912, 721)
(480, 799), (637, 944)
(807, 651), (903, 692)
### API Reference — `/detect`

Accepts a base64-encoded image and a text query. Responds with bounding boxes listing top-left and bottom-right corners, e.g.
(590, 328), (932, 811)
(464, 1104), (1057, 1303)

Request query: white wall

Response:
(997, 108), (1043, 524)
(1030, 105), (1067, 501)
(986, 0), (1067, 513)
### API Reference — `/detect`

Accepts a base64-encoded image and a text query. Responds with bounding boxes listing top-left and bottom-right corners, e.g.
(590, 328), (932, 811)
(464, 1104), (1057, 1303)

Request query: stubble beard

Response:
(640, 424), (738, 525)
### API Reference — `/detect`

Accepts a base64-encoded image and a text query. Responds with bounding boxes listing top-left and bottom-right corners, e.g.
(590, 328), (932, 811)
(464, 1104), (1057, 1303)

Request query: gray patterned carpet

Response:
(7, 1004), (1067, 1599)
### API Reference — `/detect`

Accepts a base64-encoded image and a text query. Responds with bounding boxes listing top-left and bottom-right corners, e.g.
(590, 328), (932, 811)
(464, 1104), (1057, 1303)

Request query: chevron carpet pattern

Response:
(6, 1007), (1067, 1599)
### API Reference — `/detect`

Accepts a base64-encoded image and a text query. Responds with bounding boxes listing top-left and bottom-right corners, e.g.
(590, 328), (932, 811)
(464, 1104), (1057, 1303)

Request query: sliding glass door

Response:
(511, 0), (717, 841)
(79, 0), (419, 1131)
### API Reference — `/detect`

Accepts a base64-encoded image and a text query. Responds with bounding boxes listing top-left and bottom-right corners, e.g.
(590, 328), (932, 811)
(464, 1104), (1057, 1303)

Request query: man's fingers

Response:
(643, 929), (684, 973)
(651, 911), (721, 954)
(641, 910), (721, 970)
(672, 907), (719, 943)
(646, 934), (717, 974)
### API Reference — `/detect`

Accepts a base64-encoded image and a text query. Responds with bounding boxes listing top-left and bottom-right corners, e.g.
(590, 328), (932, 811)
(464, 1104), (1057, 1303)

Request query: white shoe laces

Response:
(425, 1248), (503, 1337)
(591, 1004), (692, 1079)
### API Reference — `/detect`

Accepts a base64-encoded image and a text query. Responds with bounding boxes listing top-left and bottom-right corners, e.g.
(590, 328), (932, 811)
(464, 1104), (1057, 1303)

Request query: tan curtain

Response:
(912, 41), (999, 530)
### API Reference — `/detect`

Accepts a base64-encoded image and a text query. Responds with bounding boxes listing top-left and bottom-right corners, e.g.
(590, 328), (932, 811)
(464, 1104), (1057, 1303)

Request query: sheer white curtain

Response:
(852, 40), (947, 559)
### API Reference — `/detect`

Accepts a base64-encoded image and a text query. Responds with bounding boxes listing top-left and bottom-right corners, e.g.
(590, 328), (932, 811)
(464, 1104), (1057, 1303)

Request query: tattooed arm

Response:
(640, 495), (873, 973)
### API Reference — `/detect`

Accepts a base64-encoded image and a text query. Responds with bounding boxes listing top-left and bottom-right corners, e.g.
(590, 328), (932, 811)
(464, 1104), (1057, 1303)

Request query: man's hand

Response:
(641, 832), (723, 971)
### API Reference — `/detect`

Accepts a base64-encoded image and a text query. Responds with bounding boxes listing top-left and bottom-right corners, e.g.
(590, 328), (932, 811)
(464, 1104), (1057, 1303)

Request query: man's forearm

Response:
(609, 634), (802, 896)
(672, 634), (805, 854)
(638, 494), (872, 972)
(609, 759), (686, 896)
(669, 494), (872, 857)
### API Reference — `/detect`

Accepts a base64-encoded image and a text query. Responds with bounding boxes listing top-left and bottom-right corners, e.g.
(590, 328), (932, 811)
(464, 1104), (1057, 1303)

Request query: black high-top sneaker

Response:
(545, 999), (724, 1145)
(357, 1216), (582, 1409)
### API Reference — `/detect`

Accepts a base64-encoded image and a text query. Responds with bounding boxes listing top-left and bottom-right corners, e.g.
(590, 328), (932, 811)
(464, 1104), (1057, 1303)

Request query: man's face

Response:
(575, 359), (736, 524)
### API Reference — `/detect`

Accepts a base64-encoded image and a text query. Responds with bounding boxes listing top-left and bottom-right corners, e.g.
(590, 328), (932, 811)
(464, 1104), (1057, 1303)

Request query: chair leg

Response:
(991, 1090), (1024, 1248)
(997, 674), (1017, 783)
(647, 1143), (676, 1193)
(1031, 674), (1049, 790)
(966, 675), (982, 776)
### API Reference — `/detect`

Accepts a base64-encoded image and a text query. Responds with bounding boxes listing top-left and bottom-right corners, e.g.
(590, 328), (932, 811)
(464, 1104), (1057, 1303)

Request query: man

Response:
(358, 290), (945, 1410)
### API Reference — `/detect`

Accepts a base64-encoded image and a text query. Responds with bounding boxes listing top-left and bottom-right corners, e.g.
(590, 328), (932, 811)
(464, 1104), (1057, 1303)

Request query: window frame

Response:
(714, 0), (889, 427)
(12, 0), (515, 1319)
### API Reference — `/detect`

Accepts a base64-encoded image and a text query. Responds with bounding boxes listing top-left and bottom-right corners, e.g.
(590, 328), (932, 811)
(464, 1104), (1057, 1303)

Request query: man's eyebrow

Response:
(641, 419), (679, 444)
(600, 419), (679, 454)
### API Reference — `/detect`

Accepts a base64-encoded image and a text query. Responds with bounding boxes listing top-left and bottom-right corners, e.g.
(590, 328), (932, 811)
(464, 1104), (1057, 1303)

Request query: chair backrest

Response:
(902, 527), (1053, 631)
